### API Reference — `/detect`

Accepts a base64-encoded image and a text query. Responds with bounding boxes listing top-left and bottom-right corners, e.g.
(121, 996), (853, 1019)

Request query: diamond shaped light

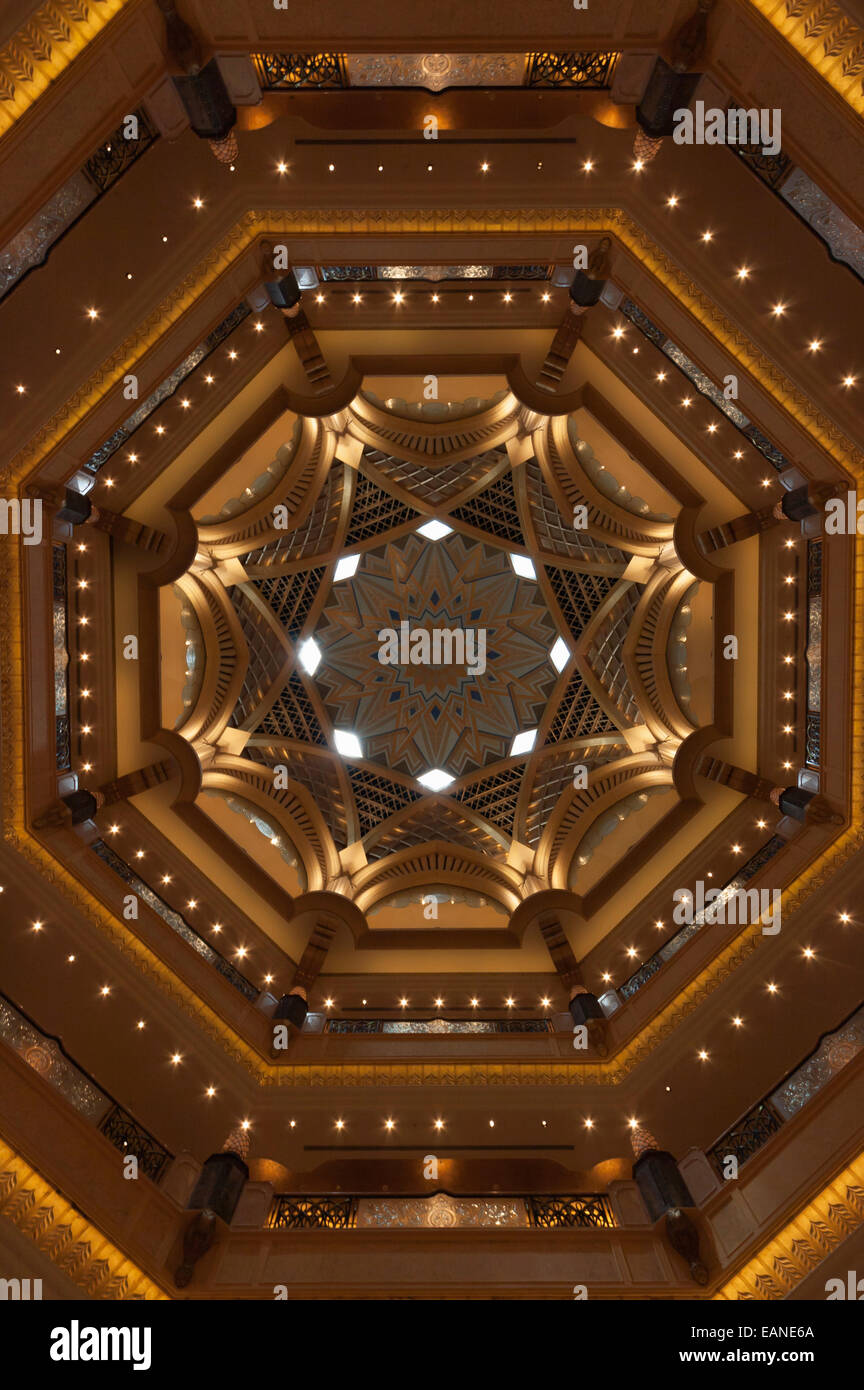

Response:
(418, 768), (455, 792)
(334, 730), (362, 758)
(333, 554), (361, 581)
(417, 520), (453, 541)
(509, 554), (536, 579)
(298, 638), (322, 674)
(510, 729), (537, 757)
(550, 636), (570, 672)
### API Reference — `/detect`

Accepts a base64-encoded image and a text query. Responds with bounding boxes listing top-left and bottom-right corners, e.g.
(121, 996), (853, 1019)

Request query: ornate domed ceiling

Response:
(167, 387), (712, 917)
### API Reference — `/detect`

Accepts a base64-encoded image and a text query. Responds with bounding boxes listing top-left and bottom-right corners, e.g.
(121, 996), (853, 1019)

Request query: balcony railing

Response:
(324, 1017), (552, 1035)
(268, 1191), (615, 1230)
(708, 1001), (864, 1175)
(618, 835), (787, 1002)
(0, 991), (173, 1181)
(91, 840), (259, 1002)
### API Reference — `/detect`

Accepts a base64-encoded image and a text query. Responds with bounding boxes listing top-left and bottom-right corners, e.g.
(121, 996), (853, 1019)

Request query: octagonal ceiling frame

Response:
(1, 207), (858, 1082)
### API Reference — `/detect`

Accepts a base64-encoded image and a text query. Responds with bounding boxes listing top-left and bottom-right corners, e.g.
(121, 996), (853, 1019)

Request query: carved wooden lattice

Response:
(364, 445), (505, 506)
(260, 673), (326, 744)
(346, 466), (419, 544)
(229, 589), (285, 726)
(348, 768), (421, 837)
(253, 569), (324, 639)
(450, 470), (524, 544)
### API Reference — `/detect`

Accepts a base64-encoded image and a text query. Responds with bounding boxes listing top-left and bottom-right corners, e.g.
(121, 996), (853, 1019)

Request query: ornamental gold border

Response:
(0, 1137), (170, 1299)
(0, 206), (861, 1087)
(714, 1149), (864, 1300)
(0, 0), (128, 138)
(745, 0), (864, 117)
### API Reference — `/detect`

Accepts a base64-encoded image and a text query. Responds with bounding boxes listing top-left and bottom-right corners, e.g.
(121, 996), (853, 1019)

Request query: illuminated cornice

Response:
(0, 1136), (169, 1299)
(745, 0), (864, 117)
(714, 1149), (864, 1300)
(0, 0), (128, 139)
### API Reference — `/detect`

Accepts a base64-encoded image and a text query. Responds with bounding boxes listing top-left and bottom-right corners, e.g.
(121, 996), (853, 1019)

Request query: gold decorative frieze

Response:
(0, 1137), (169, 1299)
(748, 0), (864, 114)
(0, 0), (128, 139)
(714, 1151), (864, 1299)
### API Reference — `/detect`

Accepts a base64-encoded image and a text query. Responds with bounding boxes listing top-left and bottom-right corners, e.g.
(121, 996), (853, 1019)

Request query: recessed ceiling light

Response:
(550, 636), (570, 671)
(510, 729), (537, 757)
(417, 520), (453, 541)
(418, 768), (454, 792)
(334, 730), (362, 758)
(298, 638), (321, 674)
(333, 554), (360, 581)
(509, 554), (536, 579)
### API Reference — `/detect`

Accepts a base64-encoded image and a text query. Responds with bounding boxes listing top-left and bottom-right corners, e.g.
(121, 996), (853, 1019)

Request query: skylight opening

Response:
(417, 520), (453, 541)
(418, 768), (455, 792)
(298, 638), (321, 674)
(550, 637), (570, 672)
(333, 554), (360, 582)
(510, 729), (537, 757)
(509, 554), (536, 580)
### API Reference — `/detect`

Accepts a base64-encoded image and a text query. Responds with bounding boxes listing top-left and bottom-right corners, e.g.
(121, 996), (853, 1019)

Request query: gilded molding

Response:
(714, 1150), (864, 1300)
(746, 0), (864, 116)
(0, 1137), (169, 1299)
(0, 0), (128, 138)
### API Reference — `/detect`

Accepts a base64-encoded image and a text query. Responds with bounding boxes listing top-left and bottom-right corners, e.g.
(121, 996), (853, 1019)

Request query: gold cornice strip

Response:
(0, 0), (128, 139)
(0, 1137), (170, 1299)
(745, 0), (864, 117)
(1, 209), (861, 1087)
(714, 1150), (864, 1300)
